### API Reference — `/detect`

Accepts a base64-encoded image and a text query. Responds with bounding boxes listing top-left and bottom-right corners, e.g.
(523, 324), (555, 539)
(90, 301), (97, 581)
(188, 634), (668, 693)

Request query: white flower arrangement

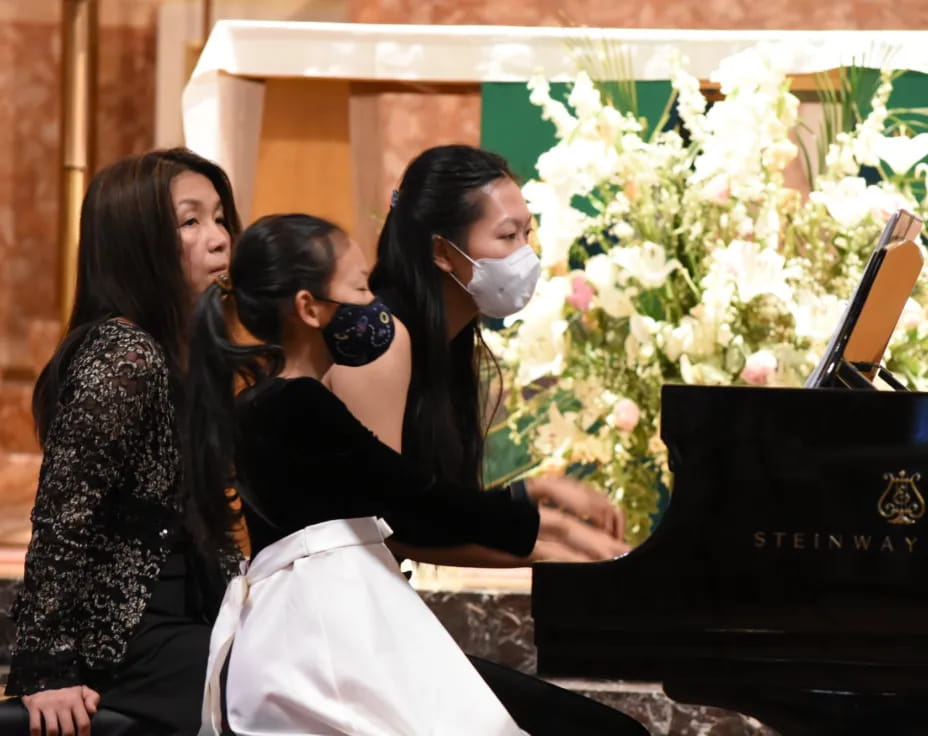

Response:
(497, 46), (928, 543)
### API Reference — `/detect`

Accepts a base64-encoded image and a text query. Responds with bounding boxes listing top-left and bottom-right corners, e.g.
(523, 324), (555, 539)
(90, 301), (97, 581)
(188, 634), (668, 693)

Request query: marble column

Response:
(0, 0), (162, 550)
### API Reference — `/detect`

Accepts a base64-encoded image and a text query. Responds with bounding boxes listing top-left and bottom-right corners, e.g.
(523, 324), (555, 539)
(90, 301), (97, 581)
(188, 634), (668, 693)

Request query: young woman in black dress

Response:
(326, 144), (646, 735)
(2, 148), (242, 736)
(328, 144), (629, 565)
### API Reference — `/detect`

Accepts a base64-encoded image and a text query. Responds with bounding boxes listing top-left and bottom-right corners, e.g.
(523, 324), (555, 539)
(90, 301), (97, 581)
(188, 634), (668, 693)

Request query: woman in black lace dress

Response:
(2, 149), (242, 735)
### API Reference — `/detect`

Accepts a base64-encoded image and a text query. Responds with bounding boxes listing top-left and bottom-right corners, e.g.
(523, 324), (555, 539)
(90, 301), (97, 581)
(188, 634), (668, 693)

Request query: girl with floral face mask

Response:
(325, 145), (647, 736)
(186, 214), (540, 735)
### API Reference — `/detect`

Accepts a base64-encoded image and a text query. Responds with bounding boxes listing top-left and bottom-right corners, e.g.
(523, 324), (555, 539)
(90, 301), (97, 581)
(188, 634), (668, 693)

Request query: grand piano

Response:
(532, 212), (928, 735)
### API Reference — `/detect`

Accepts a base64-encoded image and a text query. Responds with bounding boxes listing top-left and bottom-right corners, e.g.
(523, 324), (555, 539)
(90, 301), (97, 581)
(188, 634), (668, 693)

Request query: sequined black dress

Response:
(5, 320), (231, 734)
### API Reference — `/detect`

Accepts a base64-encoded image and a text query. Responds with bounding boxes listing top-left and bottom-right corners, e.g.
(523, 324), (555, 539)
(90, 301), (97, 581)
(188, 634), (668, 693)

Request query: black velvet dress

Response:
(235, 377), (540, 560)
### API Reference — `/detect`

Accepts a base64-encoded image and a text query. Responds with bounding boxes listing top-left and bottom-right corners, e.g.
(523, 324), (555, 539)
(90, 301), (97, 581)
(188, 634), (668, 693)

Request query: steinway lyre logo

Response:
(878, 470), (926, 525)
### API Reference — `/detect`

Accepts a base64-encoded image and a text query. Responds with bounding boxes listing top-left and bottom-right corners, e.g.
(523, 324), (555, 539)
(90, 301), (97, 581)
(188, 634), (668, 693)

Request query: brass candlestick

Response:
(58, 0), (97, 329)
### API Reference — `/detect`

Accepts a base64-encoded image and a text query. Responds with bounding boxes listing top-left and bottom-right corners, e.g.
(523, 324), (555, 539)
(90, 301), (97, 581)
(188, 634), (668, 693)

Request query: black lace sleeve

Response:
(7, 323), (167, 694)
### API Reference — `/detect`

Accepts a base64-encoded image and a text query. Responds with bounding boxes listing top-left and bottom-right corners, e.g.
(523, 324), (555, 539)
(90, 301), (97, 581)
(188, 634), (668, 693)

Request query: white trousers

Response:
(200, 517), (527, 735)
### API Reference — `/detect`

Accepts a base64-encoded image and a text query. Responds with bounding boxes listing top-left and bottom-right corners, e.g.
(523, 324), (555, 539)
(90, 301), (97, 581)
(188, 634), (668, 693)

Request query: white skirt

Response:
(200, 517), (527, 736)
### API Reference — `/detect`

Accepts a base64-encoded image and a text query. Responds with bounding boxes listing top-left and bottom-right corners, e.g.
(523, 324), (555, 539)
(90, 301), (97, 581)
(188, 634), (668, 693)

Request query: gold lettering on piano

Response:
(753, 531), (918, 553)
(878, 470), (926, 525)
(750, 471), (926, 555)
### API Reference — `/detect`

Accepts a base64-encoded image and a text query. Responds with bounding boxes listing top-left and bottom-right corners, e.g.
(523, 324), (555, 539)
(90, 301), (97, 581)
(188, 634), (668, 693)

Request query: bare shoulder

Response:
(325, 316), (411, 451)
(328, 315), (411, 388)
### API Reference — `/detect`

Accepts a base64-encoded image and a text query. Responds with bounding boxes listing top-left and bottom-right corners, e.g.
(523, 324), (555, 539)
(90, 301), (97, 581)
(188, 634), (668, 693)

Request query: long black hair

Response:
(32, 148), (241, 445)
(185, 214), (342, 555)
(371, 144), (514, 488)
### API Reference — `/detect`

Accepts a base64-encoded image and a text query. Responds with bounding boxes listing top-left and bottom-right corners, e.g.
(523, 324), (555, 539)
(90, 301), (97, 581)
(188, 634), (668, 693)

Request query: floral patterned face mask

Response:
(318, 297), (396, 367)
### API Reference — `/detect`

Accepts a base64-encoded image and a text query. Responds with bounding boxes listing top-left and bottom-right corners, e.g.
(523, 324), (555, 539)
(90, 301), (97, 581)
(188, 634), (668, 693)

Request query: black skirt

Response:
(86, 550), (212, 735)
(469, 656), (650, 736)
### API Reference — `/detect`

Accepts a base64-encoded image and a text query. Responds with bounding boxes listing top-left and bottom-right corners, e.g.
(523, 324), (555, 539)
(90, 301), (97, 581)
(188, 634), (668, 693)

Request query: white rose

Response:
(809, 177), (869, 229)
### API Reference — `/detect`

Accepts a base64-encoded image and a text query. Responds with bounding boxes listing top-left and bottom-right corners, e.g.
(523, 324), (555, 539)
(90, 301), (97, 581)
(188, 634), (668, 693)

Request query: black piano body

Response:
(532, 384), (928, 735)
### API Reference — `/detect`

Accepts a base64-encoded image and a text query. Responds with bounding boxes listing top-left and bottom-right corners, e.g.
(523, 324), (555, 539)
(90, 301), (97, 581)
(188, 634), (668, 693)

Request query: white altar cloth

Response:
(181, 21), (928, 222)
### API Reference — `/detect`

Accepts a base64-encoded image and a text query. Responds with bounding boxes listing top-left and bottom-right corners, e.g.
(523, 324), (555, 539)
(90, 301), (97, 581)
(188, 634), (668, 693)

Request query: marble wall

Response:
(348, 0), (928, 28)
(0, 0), (162, 548)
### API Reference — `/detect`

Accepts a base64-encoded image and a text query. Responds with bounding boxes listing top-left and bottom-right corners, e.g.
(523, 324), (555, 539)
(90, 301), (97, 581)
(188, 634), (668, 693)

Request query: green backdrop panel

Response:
(479, 80), (675, 183)
(480, 72), (928, 183)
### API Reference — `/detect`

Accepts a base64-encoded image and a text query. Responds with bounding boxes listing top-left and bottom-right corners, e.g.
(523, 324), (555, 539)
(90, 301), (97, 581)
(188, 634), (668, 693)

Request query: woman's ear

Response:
(432, 234), (454, 274)
(293, 289), (324, 328)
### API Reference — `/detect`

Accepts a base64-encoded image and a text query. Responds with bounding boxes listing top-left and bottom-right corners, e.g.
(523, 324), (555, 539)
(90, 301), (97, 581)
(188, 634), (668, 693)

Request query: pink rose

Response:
(612, 398), (640, 432)
(740, 349), (777, 386)
(567, 275), (594, 312)
(703, 175), (731, 205)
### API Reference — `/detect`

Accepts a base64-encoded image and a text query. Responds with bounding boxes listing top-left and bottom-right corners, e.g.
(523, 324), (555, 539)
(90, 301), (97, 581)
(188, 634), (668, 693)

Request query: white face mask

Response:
(445, 240), (541, 318)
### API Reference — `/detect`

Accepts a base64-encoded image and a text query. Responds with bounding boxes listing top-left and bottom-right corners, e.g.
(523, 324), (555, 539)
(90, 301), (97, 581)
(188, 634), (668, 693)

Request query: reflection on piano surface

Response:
(532, 212), (928, 735)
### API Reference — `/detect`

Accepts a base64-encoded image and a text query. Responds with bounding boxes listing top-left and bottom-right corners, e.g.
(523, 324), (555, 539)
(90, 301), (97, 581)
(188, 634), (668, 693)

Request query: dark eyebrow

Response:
(176, 198), (224, 210)
(495, 215), (532, 229)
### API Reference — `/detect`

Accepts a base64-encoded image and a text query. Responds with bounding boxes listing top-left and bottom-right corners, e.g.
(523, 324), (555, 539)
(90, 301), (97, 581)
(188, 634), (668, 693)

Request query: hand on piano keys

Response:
(526, 476), (631, 562)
